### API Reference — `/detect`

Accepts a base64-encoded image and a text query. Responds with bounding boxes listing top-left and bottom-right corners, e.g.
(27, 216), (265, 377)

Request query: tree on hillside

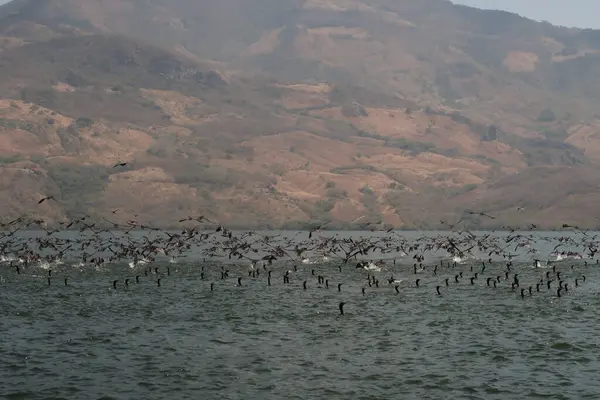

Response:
(486, 124), (498, 141)
(537, 108), (556, 122)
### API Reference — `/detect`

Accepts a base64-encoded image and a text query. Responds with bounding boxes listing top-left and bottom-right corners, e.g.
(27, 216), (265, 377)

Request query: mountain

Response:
(1, 0), (600, 229)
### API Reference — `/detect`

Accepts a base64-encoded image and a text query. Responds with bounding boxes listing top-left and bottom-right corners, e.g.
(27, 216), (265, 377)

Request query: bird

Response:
(113, 162), (128, 168)
(38, 196), (61, 204)
(467, 211), (496, 219)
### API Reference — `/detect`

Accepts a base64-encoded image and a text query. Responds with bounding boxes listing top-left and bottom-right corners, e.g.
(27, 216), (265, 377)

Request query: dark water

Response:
(2, 232), (600, 399)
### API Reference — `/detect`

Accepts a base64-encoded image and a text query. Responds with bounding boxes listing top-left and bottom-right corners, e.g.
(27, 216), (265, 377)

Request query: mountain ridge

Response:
(1, 0), (600, 229)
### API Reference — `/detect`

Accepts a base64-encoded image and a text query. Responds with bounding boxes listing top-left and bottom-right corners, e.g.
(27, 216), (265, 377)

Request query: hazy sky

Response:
(0, 0), (596, 29)
(452, 0), (600, 29)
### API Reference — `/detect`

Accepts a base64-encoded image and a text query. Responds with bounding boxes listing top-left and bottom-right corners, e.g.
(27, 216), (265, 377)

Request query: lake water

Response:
(1, 231), (600, 399)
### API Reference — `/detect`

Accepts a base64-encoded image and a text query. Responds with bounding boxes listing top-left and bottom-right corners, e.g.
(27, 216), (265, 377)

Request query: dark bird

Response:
(113, 162), (128, 168)
(339, 302), (346, 315)
(38, 196), (61, 204)
(467, 211), (496, 219)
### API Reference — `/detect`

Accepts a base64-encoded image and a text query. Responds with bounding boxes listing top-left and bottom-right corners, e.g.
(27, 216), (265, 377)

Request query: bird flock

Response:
(1, 213), (598, 314)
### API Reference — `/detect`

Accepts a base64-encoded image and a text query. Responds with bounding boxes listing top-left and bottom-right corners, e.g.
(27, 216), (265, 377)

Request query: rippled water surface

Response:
(2, 232), (600, 399)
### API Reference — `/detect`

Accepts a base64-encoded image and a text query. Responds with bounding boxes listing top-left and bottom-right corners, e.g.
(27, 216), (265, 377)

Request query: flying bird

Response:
(38, 196), (61, 204)
(113, 162), (128, 168)
(467, 211), (496, 220)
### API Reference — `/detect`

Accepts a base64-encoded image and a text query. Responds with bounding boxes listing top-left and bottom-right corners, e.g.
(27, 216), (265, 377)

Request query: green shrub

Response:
(326, 188), (347, 199)
(270, 164), (286, 176)
(359, 185), (374, 196)
(462, 184), (478, 192)
(316, 198), (336, 213)
(388, 182), (405, 190)
(75, 117), (94, 129)
(0, 154), (22, 165)
(537, 108), (556, 122)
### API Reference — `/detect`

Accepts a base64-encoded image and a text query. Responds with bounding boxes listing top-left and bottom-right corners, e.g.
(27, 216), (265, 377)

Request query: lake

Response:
(1, 230), (599, 399)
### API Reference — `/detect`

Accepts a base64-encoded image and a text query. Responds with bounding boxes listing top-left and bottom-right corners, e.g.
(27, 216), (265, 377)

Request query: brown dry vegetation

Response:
(1, 0), (600, 228)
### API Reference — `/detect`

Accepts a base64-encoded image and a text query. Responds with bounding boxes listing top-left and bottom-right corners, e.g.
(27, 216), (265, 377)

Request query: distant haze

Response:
(0, 0), (596, 29)
(452, 0), (600, 29)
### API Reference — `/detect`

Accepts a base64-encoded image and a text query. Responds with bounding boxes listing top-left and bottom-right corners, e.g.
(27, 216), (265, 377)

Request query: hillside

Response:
(1, 0), (600, 229)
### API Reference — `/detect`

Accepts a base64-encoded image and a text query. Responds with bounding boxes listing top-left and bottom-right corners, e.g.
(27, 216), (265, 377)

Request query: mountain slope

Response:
(4, 0), (600, 124)
(0, 0), (600, 229)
